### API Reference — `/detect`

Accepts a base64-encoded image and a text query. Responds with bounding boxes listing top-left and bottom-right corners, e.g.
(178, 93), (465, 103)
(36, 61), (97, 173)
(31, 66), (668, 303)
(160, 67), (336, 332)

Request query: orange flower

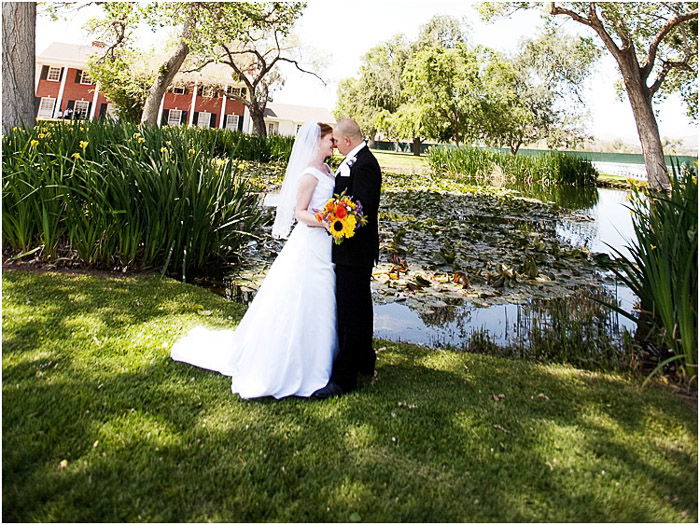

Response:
(336, 205), (347, 219)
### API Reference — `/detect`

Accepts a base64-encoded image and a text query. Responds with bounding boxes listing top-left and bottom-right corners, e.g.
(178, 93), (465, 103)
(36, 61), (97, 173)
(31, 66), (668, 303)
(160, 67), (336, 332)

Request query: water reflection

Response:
(455, 176), (600, 210)
(556, 188), (636, 259)
(374, 281), (637, 370)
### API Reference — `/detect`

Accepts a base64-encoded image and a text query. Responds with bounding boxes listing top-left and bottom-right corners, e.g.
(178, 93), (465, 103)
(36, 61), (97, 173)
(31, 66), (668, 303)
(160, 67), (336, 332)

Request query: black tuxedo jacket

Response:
(332, 145), (382, 268)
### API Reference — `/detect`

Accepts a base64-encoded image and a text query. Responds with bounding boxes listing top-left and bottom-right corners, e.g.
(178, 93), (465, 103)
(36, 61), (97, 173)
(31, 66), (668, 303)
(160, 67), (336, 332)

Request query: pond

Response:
(372, 183), (638, 361)
(216, 174), (640, 370)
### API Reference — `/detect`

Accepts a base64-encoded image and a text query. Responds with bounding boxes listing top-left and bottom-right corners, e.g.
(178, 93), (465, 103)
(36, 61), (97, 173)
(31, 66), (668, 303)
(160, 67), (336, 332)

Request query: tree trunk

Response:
(249, 104), (267, 137)
(622, 74), (669, 190)
(411, 137), (422, 156)
(140, 20), (193, 126)
(2, 2), (36, 132)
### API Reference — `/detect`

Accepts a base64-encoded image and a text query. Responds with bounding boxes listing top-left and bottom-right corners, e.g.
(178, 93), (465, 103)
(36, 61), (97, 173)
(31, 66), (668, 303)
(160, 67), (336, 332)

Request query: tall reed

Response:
(2, 121), (275, 278)
(606, 160), (697, 385)
(427, 146), (598, 186)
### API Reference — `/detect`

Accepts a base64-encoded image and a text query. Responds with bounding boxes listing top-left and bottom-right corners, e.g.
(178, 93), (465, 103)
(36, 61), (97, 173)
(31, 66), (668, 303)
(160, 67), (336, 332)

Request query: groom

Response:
(312, 118), (382, 399)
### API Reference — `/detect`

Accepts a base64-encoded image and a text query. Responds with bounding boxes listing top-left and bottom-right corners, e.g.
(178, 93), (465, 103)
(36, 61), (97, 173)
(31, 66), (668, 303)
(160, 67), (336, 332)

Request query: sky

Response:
(36, 0), (698, 145)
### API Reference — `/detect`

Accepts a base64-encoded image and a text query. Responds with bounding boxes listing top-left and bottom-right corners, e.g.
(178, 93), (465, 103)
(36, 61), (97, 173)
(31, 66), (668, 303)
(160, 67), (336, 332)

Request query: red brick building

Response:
(36, 41), (249, 130)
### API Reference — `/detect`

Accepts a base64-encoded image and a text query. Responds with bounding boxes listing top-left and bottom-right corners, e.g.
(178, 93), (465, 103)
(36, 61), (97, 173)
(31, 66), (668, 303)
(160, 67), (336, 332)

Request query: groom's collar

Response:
(343, 141), (366, 162)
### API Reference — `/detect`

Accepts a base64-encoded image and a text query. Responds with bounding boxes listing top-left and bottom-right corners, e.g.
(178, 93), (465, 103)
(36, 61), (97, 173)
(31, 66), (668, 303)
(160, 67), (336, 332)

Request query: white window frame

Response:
(197, 111), (211, 128)
(225, 114), (239, 130)
(172, 86), (186, 95)
(201, 86), (215, 98)
(38, 97), (56, 118)
(79, 70), (93, 85)
(167, 109), (182, 126)
(74, 100), (90, 119)
(267, 122), (278, 135)
(47, 66), (62, 82)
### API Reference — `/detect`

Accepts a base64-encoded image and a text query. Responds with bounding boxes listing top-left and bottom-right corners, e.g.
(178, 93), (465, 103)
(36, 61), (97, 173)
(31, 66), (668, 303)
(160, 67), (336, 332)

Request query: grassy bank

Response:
(3, 270), (697, 522)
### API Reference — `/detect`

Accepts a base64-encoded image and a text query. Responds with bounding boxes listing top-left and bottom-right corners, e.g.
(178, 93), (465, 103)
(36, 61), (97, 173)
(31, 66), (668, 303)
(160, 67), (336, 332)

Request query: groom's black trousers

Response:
(332, 264), (375, 391)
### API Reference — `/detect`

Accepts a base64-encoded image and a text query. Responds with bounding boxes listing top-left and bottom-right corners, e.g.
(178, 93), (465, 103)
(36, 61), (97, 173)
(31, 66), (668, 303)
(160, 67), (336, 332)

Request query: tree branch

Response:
(649, 53), (695, 95)
(548, 2), (594, 28)
(642, 8), (698, 81)
(549, 2), (621, 56)
(276, 57), (327, 86)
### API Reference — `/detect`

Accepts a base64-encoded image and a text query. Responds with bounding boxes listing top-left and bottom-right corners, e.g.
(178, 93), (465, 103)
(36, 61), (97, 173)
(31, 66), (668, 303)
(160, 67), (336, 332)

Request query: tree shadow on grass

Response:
(3, 271), (697, 522)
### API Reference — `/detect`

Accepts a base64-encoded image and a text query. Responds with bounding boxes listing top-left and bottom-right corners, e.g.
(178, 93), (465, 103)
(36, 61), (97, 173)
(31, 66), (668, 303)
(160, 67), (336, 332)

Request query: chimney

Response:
(91, 41), (106, 48)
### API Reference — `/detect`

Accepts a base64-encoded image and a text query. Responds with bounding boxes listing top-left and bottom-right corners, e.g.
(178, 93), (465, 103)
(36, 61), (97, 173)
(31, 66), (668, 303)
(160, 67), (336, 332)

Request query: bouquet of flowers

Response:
(314, 192), (368, 244)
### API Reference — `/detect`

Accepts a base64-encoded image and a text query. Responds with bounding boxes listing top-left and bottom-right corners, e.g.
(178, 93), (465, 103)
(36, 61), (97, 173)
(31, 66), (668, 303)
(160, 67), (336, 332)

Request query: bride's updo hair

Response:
(318, 122), (333, 137)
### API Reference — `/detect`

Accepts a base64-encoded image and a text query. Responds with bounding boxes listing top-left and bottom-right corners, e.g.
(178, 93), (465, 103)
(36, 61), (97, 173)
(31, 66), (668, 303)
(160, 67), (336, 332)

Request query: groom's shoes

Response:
(310, 381), (345, 400)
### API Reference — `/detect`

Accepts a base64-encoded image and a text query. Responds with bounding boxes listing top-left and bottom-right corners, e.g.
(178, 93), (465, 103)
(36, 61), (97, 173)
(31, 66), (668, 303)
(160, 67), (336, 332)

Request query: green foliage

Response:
(606, 162), (698, 384)
(3, 270), (698, 522)
(335, 35), (410, 137)
(1, 121), (294, 277)
(427, 146), (598, 185)
(477, 2), (698, 120)
(399, 43), (485, 145)
(87, 49), (155, 123)
(479, 29), (601, 153)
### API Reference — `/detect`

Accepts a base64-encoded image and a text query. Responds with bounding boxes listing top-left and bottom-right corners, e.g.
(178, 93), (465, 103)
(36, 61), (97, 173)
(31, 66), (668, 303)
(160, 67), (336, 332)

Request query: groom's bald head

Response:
(333, 118), (363, 155)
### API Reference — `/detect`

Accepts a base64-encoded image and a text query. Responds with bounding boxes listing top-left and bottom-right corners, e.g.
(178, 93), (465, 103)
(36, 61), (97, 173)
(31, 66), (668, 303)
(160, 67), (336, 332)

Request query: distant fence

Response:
(373, 140), (698, 178)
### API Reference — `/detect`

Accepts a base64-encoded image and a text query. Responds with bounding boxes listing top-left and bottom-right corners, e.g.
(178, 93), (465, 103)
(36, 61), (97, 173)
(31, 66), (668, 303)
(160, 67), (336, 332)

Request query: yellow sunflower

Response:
(329, 218), (346, 240)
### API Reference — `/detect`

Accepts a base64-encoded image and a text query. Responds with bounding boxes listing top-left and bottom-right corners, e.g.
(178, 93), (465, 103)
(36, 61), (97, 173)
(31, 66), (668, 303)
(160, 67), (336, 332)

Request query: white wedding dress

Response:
(171, 167), (338, 398)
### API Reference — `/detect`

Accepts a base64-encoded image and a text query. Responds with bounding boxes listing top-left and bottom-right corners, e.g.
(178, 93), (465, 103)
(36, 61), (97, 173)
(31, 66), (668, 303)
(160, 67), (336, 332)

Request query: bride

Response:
(171, 121), (338, 398)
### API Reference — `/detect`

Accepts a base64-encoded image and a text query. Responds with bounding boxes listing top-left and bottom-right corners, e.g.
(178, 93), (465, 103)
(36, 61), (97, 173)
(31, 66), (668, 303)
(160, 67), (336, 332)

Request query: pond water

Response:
(373, 184), (639, 353)
(216, 180), (641, 364)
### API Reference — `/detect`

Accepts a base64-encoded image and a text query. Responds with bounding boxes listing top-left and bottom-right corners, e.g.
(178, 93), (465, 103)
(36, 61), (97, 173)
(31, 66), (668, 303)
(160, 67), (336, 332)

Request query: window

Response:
(225, 114), (239, 130)
(47, 67), (62, 82)
(201, 86), (215, 98)
(197, 111), (211, 128)
(167, 109), (182, 126)
(226, 86), (246, 98)
(296, 124), (302, 134)
(74, 100), (90, 119)
(79, 71), (93, 85)
(38, 97), (56, 118)
(172, 86), (186, 95)
(267, 122), (278, 135)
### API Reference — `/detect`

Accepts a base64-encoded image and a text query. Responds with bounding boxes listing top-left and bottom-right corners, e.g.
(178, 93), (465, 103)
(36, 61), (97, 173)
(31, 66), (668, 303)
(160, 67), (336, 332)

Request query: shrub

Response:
(1, 121), (282, 278)
(427, 146), (597, 186)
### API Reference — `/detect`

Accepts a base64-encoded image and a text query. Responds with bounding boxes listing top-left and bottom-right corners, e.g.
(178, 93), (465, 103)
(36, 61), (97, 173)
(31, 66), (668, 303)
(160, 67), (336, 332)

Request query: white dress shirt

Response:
(335, 141), (367, 177)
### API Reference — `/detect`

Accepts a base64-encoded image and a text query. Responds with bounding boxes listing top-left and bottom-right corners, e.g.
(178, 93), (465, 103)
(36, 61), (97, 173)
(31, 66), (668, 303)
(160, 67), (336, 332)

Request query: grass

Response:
(3, 269), (697, 522)
(372, 150), (431, 174)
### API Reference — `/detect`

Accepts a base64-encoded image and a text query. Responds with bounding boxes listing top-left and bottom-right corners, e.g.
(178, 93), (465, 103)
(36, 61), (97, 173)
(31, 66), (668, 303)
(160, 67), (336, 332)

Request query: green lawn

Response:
(3, 270), (696, 522)
(372, 150), (431, 174)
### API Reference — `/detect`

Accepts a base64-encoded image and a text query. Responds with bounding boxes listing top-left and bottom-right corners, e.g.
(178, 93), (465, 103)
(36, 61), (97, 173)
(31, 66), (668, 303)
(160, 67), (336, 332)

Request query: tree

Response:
(335, 16), (471, 155)
(2, 2), (36, 132)
(75, 2), (306, 126)
(479, 2), (698, 190)
(479, 30), (601, 154)
(211, 23), (322, 137)
(140, 2), (305, 127)
(399, 43), (486, 147)
(335, 35), (410, 144)
(87, 49), (155, 122)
